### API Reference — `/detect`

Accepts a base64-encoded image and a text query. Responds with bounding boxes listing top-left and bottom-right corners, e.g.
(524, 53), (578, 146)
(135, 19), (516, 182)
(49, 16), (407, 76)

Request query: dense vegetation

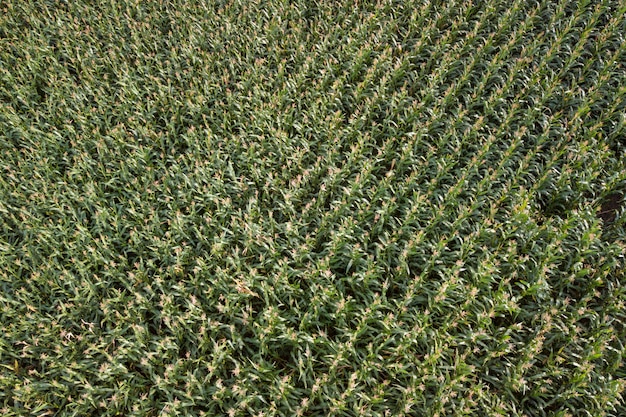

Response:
(1, 0), (625, 416)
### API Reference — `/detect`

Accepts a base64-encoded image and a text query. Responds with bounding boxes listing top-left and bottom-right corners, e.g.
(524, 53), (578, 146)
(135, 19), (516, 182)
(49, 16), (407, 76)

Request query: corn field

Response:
(1, 0), (625, 416)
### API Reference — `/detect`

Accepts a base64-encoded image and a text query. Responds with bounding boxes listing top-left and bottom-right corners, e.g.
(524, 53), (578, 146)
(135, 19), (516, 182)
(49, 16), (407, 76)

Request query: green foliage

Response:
(1, 0), (625, 416)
